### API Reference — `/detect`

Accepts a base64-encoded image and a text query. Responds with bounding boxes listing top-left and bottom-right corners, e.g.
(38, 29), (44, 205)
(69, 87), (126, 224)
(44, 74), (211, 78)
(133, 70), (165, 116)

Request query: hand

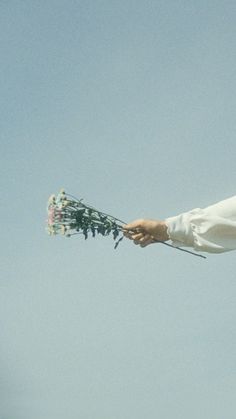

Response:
(123, 219), (169, 248)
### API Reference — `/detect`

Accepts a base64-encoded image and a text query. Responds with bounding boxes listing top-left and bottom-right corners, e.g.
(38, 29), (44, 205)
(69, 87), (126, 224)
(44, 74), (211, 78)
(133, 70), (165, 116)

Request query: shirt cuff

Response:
(165, 209), (201, 247)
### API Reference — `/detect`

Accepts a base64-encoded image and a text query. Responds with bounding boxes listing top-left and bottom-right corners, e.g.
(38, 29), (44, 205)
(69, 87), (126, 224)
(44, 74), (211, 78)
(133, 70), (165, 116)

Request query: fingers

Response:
(123, 230), (145, 241)
(140, 238), (155, 247)
(123, 227), (143, 240)
(134, 234), (149, 245)
(123, 230), (134, 240)
(123, 219), (160, 248)
(133, 234), (147, 244)
(132, 233), (144, 241)
(123, 219), (144, 233)
(123, 229), (155, 248)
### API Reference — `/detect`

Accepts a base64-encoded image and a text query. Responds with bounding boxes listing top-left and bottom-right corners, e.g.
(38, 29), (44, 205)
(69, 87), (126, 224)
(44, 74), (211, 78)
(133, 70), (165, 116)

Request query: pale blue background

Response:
(1, 1), (236, 418)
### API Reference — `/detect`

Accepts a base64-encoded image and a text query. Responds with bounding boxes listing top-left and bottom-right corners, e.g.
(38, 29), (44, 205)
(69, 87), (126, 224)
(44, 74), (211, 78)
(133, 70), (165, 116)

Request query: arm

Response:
(124, 196), (236, 254)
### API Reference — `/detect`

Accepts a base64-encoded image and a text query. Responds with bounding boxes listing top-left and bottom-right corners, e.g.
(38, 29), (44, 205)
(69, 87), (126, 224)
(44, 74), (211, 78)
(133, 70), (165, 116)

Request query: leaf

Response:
(113, 229), (119, 240)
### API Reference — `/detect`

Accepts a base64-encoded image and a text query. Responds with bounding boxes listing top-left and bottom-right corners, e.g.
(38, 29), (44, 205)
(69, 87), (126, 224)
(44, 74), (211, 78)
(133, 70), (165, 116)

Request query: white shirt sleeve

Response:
(165, 196), (236, 253)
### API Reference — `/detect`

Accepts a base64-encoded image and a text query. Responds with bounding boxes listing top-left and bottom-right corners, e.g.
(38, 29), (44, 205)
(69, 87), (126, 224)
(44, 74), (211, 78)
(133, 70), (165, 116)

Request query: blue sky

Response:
(1, 1), (236, 418)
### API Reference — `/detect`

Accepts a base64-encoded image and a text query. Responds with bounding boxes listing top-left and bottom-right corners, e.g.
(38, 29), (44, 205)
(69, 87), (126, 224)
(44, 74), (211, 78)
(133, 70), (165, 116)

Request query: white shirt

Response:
(165, 196), (236, 253)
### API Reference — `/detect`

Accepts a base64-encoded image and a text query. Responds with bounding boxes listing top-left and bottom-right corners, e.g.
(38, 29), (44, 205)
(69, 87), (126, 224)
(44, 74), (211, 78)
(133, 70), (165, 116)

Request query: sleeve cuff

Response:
(165, 210), (201, 247)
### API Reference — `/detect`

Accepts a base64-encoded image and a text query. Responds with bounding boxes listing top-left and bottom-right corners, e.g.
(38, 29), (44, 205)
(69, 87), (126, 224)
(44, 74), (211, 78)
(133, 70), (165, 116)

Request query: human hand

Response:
(123, 219), (169, 247)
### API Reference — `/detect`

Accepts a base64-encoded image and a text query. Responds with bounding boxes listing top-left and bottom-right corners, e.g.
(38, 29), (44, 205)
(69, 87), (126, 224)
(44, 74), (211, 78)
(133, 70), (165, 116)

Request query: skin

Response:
(123, 219), (169, 247)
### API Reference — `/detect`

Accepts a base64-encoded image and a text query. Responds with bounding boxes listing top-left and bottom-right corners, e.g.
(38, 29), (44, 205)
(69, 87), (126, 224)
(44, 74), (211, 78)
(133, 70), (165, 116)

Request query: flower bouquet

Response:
(47, 189), (125, 248)
(46, 190), (206, 258)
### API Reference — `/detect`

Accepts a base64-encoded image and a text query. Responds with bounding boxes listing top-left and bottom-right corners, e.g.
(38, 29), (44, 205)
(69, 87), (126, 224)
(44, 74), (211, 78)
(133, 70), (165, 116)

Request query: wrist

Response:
(151, 220), (169, 242)
(159, 221), (169, 241)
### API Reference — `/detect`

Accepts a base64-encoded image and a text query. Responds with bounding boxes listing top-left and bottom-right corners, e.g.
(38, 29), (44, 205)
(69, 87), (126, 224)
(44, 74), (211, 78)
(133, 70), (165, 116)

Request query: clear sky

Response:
(1, 1), (236, 418)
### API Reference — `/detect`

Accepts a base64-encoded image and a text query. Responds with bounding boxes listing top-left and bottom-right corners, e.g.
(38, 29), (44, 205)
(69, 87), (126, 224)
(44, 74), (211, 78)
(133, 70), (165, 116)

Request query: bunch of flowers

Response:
(46, 189), (206, 258)
(47, 189), (125, 248)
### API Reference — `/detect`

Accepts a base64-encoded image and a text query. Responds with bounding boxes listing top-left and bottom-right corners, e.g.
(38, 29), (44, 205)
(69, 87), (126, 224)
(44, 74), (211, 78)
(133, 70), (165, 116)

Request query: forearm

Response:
(166, 196), (236, 253)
